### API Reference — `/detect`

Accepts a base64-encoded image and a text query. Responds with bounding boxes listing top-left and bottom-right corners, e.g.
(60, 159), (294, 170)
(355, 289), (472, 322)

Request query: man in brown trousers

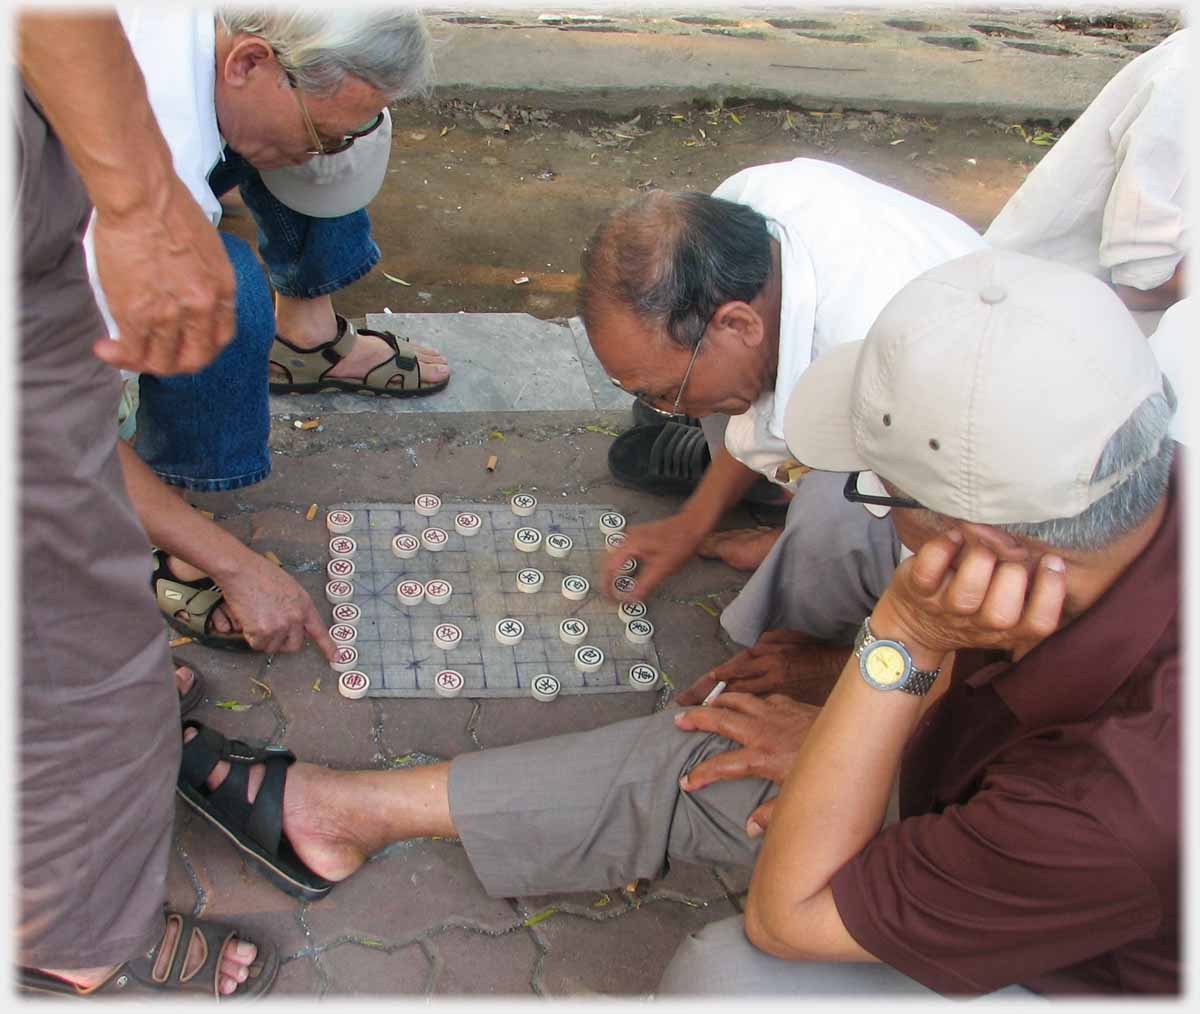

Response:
(16, 10), (277, 998)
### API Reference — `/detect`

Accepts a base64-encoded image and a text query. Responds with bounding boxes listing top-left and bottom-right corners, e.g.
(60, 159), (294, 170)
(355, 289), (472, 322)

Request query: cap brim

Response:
(259, 108), (392, 218)
(782, 340), (868, 472)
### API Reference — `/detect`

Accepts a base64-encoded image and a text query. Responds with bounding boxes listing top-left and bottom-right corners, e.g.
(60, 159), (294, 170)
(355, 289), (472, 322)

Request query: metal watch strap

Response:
(855, 617), (941, 696)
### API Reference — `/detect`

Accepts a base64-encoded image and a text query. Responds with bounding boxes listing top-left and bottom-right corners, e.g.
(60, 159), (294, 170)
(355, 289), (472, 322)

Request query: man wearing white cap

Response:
(177, 250), (1179, 995)
(86, 8), (449, 655)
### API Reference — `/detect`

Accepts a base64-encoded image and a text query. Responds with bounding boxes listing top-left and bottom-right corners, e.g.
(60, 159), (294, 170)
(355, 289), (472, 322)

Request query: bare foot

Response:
(37, 919), (258, 996)
(175, 661), (196, 699)
(162, 555), (241, 635)
(698, 526), (784, 571)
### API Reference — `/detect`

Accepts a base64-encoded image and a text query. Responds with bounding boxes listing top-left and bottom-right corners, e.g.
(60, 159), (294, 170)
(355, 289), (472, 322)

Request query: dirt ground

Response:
(221, 98), (1055, 321)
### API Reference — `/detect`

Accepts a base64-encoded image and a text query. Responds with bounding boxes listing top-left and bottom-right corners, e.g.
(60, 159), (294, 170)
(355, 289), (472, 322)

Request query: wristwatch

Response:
(854, 617), (941, 696)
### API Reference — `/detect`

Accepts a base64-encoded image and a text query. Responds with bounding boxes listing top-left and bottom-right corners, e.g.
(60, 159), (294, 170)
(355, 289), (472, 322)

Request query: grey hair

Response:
(217, 8), (433, 100)
(578, 190), (772, 349)
(996, 381), (1176, 552)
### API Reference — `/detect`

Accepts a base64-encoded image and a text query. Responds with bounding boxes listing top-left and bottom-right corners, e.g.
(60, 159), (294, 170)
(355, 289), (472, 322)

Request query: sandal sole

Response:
(176, 786), (335, 902)
(269, 377), (450, 398)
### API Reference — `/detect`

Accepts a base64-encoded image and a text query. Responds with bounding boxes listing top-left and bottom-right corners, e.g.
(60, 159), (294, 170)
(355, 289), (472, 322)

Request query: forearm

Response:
(118, 441), (247, 586)
(677, 446), (762, 532)
(745, 601), (944, 955)
(17, 13), (176, 218)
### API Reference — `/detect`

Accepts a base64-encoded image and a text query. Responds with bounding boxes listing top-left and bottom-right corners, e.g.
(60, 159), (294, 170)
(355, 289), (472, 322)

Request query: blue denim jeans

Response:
(134, 148), (381, 491)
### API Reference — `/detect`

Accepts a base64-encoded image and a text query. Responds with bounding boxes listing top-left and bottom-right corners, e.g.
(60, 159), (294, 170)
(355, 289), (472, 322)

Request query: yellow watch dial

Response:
(865, 644), (906, 687)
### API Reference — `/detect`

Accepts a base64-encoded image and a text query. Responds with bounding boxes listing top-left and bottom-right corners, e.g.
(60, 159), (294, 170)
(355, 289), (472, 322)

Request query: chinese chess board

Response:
(326, 501), (663, 698)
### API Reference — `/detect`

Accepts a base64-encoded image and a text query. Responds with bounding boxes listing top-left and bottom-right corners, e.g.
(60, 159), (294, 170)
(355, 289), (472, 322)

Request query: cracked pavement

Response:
(170, 408), (765, 996)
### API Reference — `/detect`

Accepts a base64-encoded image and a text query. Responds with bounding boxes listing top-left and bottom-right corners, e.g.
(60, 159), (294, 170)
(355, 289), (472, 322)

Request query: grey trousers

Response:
(17, 87), (178, 968)
(700, 414), (900, 647)
(449, 710), (1033, 997)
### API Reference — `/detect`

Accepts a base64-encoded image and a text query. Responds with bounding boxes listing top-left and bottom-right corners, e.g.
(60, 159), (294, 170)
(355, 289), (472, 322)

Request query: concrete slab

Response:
(269, 312), (604, 417)
(568, 315), (634, 410)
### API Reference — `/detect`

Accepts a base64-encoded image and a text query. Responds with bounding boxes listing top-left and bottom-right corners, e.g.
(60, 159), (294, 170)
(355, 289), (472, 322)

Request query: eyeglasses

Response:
(283, 68), (385, 156)
(611, 319), (708, 420)
(843, 471), (922, 518)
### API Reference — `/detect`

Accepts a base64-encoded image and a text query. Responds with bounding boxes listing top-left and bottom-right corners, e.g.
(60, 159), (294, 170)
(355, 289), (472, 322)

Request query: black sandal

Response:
(177, 721), (334, 902)
(17, 911), (278, 998)
(608, 422), (792, 507)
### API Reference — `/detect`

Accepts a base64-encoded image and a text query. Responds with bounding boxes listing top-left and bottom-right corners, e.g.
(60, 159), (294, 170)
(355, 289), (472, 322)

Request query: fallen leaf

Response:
(360, 938), (387, 950)
(264, 551), (283, 567)
(215, 700), (251, 712)
(382, 272), (411, 286)
(523, 907), (559, 927)
(439, 125), (452, 137)
(312, 679), (322, 692)
(490, 431), (506, 440)
(584, 424), (620, 437)
(729, 111), (742, 125)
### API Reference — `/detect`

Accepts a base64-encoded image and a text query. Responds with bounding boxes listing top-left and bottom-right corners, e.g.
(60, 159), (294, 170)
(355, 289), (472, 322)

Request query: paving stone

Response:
(305, 839), (518, 943)
(476, 693), (656, 750)
(375, 697), (479, 760)
(532, 893), (739, 996)
(567, 316), (634, 411)
(273, 957), (326, 996)
(429, 926), (541, 995)
(318, 940), (433, 995)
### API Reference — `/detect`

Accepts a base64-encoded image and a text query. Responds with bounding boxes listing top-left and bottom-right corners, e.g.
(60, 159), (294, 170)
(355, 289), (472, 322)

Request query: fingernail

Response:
(1044, 555), (1065, 573)
(236, 941), (256, 958)
(672, 712), (686, 724)
(946, 529), (964, 544)
(678, 775), (689, 791)
(746, 820), (763, 838)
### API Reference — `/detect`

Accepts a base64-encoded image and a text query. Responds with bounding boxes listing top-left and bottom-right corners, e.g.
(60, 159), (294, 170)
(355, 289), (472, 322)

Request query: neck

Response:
(759, 237), (783, 386)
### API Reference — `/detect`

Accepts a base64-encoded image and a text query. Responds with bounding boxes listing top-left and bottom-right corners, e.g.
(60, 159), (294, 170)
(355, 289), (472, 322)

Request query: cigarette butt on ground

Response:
(305, 503), (318, 521)
(169, 636), (194, 648)
(293, 418), (320, 431)
(486, 454), (498, 472)
(264, 551), (283, 567)
(196, 509), (215, 520)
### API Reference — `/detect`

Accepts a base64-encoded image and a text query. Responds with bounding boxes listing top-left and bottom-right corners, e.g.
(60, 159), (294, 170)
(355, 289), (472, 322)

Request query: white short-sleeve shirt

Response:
(984, 30), (1189, 292)
(711, 159), (985, 487)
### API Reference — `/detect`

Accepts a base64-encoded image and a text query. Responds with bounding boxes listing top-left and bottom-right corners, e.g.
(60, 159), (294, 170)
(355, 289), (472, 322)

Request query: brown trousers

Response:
(16, 85), (178, 969)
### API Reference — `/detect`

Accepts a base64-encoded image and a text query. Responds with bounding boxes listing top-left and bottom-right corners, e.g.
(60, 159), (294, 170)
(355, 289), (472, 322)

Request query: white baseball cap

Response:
(259, 107), (392, 218)
(783, 249), (1168, 524)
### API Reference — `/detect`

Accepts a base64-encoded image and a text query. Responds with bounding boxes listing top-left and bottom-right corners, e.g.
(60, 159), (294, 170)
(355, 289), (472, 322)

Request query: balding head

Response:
(578, 190), (773, 351)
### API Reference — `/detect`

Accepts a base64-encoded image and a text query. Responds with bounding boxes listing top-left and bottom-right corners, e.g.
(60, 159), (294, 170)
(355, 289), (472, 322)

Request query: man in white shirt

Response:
(89, 9), (448, 654)
(985, 28), (1189, 335)
(579, 159), (984, 680)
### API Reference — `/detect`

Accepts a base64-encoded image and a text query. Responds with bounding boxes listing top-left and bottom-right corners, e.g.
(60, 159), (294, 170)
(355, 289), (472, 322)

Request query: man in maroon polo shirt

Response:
(181, 249), (1178, 995)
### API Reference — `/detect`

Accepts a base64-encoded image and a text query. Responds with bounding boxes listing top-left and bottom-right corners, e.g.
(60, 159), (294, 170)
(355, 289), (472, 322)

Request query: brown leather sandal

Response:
(17, 911), (279, 998)
(269, 314), (450, 397)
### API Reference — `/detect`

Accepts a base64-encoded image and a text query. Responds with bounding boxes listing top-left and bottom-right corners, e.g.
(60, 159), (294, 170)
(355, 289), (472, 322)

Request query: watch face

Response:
(862, 642), (909, 689)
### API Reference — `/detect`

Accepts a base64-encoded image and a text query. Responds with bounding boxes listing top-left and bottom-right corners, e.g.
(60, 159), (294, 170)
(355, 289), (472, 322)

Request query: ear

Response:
(222, 36), (277, 89)
(708, 301), (764, 350)
(954, 522), (1031, 564)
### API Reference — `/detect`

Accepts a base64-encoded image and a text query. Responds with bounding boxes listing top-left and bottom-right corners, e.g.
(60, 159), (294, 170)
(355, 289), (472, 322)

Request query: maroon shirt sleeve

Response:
(829, 780), (1163, 995)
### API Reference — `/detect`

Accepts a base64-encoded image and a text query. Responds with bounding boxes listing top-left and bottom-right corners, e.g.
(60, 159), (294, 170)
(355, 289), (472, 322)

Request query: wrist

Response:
(865, 602), (945, 673)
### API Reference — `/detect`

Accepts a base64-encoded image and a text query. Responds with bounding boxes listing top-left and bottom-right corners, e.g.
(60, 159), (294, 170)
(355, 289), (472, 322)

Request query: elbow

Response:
(744, 896), (807, 961)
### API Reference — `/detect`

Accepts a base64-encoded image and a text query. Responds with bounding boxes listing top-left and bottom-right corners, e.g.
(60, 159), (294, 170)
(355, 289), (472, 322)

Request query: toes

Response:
(175, 665), (195, 696)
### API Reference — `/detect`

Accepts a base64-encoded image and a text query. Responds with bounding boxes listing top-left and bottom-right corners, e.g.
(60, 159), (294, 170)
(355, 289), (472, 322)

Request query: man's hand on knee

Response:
(673, 693), (820, 836)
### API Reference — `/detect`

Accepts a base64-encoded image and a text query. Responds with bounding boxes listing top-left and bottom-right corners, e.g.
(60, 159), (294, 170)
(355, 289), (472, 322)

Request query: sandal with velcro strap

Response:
(17, 910), (279, 998)
(152, 548), (249, 652)
(177, 720), (335, 902)
(269, 313), (449, 398)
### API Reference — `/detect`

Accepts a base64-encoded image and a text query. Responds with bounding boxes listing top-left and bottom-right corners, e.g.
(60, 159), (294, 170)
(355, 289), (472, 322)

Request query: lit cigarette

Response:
(701, 681), (727, 707)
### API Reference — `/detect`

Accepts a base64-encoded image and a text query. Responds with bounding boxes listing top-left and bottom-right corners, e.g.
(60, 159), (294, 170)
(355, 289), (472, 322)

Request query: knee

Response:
(219, 234), (274, 352)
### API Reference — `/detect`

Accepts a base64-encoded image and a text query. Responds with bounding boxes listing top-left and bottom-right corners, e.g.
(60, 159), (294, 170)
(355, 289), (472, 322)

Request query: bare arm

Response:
(118, 442), (336, 660)
(601, 446), (762, 599)
(1115, 257), (1186, 312)
(18, 12), (234, 376)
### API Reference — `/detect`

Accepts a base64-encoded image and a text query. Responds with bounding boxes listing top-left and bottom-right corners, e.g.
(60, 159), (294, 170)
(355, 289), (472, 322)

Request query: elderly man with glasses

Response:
(577, 159), (984, 704)
(85, 9), (452, 666)
(175, 249), (1179, 997)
